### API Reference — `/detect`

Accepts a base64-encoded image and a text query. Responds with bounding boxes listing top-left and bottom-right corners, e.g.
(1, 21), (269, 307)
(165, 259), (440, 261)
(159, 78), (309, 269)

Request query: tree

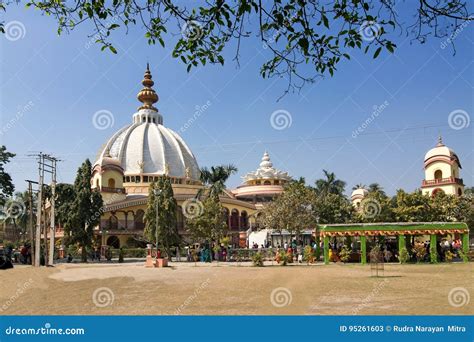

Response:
(315, 170), (346, 196)
(367, 183), (386, 197)
(186, 195), (228, 245)
(199, 164), (237, 198)
(0, 145), (15, 206)
(392, 189), (431, 222)
(261, 180), (316, 240)
(144, 176), (180, 257)
(64, 159), (103, 262)
(352, 183), (366, 191)
(355, 190), (393, 223)
(3, 1), (471, 93)
(312, 192), (353, 224)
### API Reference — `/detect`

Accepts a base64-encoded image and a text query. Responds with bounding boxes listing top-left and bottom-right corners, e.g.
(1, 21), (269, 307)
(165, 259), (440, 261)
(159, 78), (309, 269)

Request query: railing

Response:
(422, 177), (463, 187)
(100, 186), (126, 194)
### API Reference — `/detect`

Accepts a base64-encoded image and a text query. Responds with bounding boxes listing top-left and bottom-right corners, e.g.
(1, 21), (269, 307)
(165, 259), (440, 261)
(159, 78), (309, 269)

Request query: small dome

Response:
(351, 188), (368, 199)
(424, 136), (461, 168)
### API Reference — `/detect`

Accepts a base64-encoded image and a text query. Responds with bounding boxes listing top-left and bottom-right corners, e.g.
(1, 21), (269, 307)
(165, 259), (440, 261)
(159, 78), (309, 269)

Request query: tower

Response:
(421, 136), (464, 196)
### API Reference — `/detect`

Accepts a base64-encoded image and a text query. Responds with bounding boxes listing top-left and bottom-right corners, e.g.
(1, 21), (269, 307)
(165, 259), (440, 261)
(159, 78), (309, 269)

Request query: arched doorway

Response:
(134, 209), (145, 230)
(434, 170), (443, 180)
(106, 235), (120, 248)
(108, 178), (116, 188)
(432, 188), (445, 197)
(176, 206), (184, 231)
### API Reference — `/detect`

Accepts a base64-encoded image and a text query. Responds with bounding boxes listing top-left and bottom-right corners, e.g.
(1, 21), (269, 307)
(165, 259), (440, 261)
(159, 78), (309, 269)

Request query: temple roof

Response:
(242, 151), (291, 183)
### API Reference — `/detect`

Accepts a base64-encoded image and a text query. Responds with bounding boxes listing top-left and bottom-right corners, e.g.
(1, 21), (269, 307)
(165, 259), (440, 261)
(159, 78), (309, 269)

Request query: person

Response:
(20, 245), (28, 264)
(67, 253), (73, 263)
(283, 242), (288, 250)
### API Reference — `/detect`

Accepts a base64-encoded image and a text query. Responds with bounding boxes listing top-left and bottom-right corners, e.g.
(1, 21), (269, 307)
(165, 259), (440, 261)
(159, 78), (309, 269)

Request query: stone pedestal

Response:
(144, 256), (168, 268)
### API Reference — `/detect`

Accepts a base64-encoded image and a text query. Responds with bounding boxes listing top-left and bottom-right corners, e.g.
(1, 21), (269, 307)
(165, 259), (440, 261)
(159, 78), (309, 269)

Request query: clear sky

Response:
(1, 3), (472, 196)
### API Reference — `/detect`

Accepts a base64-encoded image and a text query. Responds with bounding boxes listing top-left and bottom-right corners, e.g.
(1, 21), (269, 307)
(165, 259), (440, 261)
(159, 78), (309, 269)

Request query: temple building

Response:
(232, 151), (291, 206)
(351, 187), (369, 210)
(421, 136), (464, 196)
(92, 65), (258, 248)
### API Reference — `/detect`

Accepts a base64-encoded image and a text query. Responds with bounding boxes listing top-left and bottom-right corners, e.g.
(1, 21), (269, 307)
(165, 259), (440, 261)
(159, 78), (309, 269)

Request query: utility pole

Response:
(48, 157), (57, 266)
(34, 153), (44, 267)
(30, 152), (59, 267)
(25, 180), (38, 266)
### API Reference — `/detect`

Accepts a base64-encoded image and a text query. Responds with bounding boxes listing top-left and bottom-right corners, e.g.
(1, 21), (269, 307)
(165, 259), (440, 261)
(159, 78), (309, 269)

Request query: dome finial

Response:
(437, 134), (444, 147)
(137, 64), (159, 111)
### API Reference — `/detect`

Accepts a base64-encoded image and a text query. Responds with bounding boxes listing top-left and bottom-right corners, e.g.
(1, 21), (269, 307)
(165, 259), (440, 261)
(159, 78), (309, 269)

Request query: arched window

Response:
(432, 188), (445, 197)
(134, 209), (145, 230)
(108, 178), (115, 188)
(263, 180), (271, 185)
(458, 188), (462, 196)
(230, 209), (239, 230)
(240, 211), (249, 229)
(108, 215), (118, 230)
(96, 179), (100, 188)
(434, 170), (443, 180)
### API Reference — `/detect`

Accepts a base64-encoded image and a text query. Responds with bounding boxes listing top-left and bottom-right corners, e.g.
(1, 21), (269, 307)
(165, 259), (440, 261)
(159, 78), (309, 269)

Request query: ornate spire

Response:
(137, 63), (159, 111)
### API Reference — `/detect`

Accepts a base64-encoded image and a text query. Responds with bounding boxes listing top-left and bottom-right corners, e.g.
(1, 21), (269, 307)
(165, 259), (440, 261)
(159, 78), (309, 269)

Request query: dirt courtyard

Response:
(0, 262), (472, 315)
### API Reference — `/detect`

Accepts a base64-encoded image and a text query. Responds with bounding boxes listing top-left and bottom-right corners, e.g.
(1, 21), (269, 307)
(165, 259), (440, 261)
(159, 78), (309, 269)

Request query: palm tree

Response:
(352, 183), (366, 190)
(199, 164), (238, 198)
(315, 170), (346, 196)
(368, 183), (385, 196)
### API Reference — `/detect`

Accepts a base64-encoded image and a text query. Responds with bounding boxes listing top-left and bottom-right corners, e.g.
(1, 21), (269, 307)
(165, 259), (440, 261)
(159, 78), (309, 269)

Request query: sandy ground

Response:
(0, 261), (472, 315)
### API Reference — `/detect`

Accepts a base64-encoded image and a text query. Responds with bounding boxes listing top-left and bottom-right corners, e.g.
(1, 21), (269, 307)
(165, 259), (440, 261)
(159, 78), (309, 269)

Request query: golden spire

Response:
(137, 63), (159, 111)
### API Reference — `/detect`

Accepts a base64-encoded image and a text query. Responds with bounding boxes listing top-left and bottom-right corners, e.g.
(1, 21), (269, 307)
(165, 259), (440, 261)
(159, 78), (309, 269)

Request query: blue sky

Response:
(1, 3), (472, 196)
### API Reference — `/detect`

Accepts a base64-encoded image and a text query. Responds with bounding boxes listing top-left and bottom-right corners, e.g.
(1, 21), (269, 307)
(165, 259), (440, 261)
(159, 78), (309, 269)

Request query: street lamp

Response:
(153, 188), (162, 257)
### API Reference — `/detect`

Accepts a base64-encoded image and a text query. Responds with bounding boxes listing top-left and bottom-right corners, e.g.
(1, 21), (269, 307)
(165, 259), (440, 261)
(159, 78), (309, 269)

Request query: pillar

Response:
(430, 234), (437, 263)
(323, 235), (329, 265)
(462, 233), (469, 262)
(360, 235), (367, 265)
(398, 234), (406, 253)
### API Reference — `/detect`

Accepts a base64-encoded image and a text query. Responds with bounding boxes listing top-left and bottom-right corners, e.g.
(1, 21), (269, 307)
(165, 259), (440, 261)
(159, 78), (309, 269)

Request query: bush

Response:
(118, 248), (124, 263)
(398, 247), (410, 264)
(413, 243), (427, 263)
(445, 250), (455, 262)
(339, 246), (351, 263)
(303, 246), (314, 264)
(252, 252), (264, 267)
(458, 250), (468, 262)
(278, 251), (291, 266)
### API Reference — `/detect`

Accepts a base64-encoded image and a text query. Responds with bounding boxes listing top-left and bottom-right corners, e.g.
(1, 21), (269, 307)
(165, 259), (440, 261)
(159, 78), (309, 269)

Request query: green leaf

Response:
(373, 47), (382, 59)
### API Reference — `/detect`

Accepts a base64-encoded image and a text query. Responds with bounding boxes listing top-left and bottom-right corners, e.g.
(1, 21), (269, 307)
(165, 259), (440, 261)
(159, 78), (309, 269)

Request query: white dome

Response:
(424, 137), (461, 167)
(94, 66), (200, 180)
(95, 109), (200, 180)
(351, 188), (368, 199)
